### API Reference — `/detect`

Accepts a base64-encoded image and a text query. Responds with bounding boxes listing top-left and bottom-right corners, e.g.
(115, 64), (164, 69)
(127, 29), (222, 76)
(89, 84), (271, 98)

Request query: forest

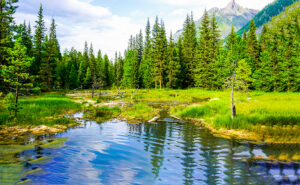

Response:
(0, 1), (300, 184)
(1, 1), (299, 96)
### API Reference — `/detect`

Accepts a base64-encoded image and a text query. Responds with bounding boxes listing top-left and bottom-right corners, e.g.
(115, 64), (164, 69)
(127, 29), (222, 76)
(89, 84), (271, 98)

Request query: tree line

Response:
(1, 1), (299, 96)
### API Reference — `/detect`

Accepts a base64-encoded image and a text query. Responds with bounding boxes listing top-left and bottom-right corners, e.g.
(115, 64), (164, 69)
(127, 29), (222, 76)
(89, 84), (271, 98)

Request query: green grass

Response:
(168, 90), (300, 132)
(0, 93), (82, 126)
(84, 106), (121, 122)
(121, 102), (156, 121)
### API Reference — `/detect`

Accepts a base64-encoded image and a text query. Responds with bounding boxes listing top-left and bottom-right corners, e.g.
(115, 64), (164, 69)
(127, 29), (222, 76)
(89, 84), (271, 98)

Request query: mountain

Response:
(174, 0), (258, 39)
(237, 0), (299, 35)
(265, 1), (300, 31)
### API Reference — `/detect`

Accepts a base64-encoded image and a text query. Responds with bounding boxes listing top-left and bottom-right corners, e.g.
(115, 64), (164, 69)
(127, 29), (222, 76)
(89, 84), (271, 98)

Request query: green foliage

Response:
(32, 4), (46, 75)
(167, 33), (180, 88)
(151, 17), (168, 89)
(182, 13), (197, 86)
(4, 93), (15, 105)
(236, 59), (252, 91)
(85, 106), (121, 122)
(0, 93), (81, 126)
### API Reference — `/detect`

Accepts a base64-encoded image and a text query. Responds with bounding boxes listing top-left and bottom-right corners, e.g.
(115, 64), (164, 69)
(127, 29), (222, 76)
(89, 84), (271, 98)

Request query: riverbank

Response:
(0, 93), (82, 138)
(67, 89), (300, 144)
(0, 89), (299, 144)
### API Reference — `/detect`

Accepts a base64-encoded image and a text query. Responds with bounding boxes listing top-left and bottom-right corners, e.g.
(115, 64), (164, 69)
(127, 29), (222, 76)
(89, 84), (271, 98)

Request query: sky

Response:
(14, 0), (274, 58)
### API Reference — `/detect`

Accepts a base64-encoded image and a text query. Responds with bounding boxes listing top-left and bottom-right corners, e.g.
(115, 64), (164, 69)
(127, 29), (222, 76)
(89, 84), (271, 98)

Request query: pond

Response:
(0, 113), (299, 185)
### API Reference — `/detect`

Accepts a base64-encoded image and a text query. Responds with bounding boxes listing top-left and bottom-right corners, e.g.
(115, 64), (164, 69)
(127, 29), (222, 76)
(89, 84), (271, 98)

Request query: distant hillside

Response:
(237, 0), (299, 35)
(174, 0), (258, 39)
(265, 1), (300, 32)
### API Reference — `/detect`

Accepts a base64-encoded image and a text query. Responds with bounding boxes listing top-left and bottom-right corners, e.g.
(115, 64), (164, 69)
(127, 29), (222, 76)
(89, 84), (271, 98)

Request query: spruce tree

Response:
(1, 37), (33, 117)
(246, 20), (260, 72)
(182, 13), (197, 86)
(84, 67), (91, 88)
(194, 10), (212, 88)
(68, 64), (78, 89)
(33, 4), (46, 76)
(0, 0), (18, 66)
(103, 54), (110, 88)
(0, 0), (18, 92)
(40, 19), (60, 91)
(176, 36), (187, 88)
(167, 33), (180, 88)
(151, 18), (167, 89)
(141, 18), (153, 88)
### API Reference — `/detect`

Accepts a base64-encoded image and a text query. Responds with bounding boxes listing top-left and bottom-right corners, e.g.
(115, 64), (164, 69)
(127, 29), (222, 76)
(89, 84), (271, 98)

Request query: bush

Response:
(4, 93), (15, 104)
(32, 87), (41, 95)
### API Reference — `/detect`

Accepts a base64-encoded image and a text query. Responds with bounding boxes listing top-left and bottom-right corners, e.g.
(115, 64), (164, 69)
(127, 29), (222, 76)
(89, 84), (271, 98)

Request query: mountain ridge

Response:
(174, 0), (258, 39)
(237, 0), (299, 35)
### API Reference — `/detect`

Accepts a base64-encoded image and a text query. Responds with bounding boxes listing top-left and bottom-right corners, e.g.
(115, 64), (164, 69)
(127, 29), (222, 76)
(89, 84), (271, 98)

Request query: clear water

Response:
(1, 113), (300, 185)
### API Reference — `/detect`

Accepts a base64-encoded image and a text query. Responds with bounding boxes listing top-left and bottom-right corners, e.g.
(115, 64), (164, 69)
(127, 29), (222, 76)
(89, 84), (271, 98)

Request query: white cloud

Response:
(15, 0), (141, 58)
(168, 9), (188, 16)
(150, 0), (274, 10)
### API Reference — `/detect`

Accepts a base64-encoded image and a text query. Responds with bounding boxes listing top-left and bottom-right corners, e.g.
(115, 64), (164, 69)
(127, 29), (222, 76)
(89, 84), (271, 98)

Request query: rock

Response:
(148, 116), (159, 123)
(170, 115), (181, 120)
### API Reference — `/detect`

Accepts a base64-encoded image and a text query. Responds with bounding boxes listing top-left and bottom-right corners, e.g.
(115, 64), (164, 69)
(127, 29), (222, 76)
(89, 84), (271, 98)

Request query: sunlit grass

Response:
(0, 93), (82, 126)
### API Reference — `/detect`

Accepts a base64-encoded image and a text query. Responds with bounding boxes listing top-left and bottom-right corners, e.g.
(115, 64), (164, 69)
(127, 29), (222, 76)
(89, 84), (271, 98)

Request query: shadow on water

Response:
(0, 112), (299, 184)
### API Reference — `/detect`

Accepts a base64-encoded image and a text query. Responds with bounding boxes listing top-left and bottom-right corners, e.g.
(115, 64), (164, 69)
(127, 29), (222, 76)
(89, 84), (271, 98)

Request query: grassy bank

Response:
(69, 89), (300, 143)
(0, 93), (82, 126)
(169, 90), (300, 143)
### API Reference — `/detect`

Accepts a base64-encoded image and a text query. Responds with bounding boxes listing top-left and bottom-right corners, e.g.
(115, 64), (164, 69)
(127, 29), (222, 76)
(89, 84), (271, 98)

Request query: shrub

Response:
(4, 93), (15, 104)
(32, 87), (41, 95)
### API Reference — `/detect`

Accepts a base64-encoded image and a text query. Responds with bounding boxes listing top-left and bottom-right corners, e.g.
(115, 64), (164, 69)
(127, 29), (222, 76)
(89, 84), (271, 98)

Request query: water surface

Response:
(1, 113), (299, 185)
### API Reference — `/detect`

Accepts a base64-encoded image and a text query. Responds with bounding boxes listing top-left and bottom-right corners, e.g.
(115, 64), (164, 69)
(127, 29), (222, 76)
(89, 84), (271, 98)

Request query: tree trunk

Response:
(15, 77), (19, 118)
(231, 64), (236, 119)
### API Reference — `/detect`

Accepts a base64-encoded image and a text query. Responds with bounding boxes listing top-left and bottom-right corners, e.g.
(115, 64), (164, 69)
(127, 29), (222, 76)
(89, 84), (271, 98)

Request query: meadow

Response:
(75, 88), (300, 143)
(0, 89), (299, 143)
(0, 93), (81, 126)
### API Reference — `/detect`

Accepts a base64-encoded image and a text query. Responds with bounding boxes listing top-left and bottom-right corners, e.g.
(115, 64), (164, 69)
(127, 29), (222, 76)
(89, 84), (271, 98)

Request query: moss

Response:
(16, 179), (33, 185)
(0, 163), (26, 184)
(29, 156), (53, 165)
(26, 167), (43, 175)
(39, 137), (68, 149)
(85, 106), (121, 122)
(0, 144), (35, 155)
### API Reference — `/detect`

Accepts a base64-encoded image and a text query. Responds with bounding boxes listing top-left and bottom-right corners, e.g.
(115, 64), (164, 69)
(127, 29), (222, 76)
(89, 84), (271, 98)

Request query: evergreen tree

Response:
(141, 18), (153, 88)
(84, 67), (91, 88)
(151, 17), (167, 89)
(0, 0), (19, 91)
(176, 36), (187, 88)
(167, 33), (180, 88)
(236, 59), (252, 91)
(194, 10), (212, 88)
(40, 19), (60, 91)
(182, 13), (197, 86)
(210, 13), (220, 60)
(68, 64), (78, 89)
(96, 50), (103, 80)
(77, 60), (85, 88)
(103, 54), (110, 88)
(246, 20), (260, 72)
(122, 50), (135, 88)
(33, 4), (46, 75)
(0, 0), (18, 66)
(1, 37), (33, 117)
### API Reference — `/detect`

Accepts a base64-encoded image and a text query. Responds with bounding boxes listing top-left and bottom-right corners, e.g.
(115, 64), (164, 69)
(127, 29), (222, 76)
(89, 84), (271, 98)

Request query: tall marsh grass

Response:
(170, 90), (300, 131)
(0, 93), (81, 126)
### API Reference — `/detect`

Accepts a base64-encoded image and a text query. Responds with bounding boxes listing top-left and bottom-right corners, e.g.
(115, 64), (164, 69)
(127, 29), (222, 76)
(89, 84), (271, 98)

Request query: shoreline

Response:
(184, 118), (300, 145)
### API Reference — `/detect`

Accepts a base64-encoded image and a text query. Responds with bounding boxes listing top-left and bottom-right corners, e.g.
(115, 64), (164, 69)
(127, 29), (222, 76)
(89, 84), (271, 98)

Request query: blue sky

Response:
(14, 0), (274, 58)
